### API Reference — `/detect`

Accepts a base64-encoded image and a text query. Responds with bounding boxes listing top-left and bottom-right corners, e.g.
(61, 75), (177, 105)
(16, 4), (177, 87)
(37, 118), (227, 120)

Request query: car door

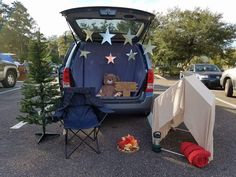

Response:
(232, 67), (236, 89)
(0, 59), (4, 80)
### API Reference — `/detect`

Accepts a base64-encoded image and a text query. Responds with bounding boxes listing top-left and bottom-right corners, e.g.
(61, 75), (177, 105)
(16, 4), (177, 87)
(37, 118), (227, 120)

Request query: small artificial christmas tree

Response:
(17, 32), (60, 143)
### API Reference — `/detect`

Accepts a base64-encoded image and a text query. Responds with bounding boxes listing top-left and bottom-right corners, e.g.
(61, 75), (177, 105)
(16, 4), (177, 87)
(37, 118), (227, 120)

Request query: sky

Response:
(2, 0), (236, 37)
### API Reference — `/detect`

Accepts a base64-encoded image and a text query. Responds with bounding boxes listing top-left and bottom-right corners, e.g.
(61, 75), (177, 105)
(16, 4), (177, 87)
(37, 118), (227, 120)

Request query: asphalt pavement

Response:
(0, 80), (236, 177)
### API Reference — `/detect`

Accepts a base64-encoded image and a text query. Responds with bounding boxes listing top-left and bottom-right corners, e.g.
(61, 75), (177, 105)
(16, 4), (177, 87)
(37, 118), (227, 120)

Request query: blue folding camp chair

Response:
(54, 87), (113, 158)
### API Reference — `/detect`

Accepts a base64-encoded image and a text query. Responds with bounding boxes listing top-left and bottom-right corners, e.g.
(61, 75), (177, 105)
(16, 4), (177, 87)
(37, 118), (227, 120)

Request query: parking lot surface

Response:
(0, 79), (236, 177)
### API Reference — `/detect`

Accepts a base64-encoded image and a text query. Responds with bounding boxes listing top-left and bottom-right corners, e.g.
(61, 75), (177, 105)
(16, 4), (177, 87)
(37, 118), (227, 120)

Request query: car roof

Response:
(195, 63), (216, 66)
(0, 53), (15, 63)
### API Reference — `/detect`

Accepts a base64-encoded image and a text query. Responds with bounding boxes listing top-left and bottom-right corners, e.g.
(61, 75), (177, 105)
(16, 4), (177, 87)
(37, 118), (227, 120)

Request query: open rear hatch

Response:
(61, 7), (155, 99)
(61, 6), (155, 42)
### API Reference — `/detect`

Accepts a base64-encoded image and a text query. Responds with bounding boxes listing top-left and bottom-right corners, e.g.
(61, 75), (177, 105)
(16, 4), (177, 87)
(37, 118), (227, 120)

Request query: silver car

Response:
(220, 67), (236, 97)
(0, 57), (19, 88)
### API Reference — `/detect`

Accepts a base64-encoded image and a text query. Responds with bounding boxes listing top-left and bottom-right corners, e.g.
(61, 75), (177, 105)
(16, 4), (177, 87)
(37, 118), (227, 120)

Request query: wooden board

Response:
(115, 82), (137, 97)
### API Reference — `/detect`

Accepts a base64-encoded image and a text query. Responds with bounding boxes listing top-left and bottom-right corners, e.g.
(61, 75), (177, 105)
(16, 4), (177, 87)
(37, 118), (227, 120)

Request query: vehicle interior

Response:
(69, 42), (147, 97)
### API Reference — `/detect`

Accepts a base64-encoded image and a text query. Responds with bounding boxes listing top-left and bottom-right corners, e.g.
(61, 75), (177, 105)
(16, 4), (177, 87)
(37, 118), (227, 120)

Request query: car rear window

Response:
(196, 65), (221, 72)
(76, 19), (144, 35)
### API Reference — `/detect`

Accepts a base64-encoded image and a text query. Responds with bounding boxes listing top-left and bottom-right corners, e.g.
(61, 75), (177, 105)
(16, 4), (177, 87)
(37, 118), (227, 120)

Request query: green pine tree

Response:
(17, 31), (60, 143)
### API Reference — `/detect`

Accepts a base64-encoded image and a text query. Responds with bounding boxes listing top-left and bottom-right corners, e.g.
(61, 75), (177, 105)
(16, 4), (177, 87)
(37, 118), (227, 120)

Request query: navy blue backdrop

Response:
(70, 42), (147, 95)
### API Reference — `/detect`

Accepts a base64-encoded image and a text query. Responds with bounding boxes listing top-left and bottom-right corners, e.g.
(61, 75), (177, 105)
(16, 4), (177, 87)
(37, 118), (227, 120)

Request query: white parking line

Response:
(0, 87), (21, 95)
(155, 74), (167, 80)
(173, 127), (190, 133)
(216, 98), (236, 109)
(10, 121), (27, 129)
(162, 148), (184, 157)
(154, 89), (167, 91)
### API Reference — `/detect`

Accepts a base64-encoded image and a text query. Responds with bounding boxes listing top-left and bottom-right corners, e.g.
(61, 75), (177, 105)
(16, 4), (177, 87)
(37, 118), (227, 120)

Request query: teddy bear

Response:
(97, 73), (122, 97)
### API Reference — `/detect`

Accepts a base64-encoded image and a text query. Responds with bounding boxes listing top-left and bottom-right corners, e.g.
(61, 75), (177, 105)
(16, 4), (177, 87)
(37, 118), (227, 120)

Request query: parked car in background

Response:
(59, 6), (155, 114)
(220, 67), (236, 97)
(0, 53), (21, 67)
(0, 57), (19, 87)
(180, 63), (222, 88)
(0, 53), (27, 81)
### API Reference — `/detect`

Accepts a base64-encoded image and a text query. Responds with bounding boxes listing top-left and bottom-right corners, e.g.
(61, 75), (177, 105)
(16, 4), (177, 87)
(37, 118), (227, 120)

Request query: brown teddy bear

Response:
(97, 73), (122, 97)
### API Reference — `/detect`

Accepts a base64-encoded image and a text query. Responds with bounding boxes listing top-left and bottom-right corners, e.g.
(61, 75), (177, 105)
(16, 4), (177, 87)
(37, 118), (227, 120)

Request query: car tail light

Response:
(145, 69), (154, 92)
(63, 68), (71, 87)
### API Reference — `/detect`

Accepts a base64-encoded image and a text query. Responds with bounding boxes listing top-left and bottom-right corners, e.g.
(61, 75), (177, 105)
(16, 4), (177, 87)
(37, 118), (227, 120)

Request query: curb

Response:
(154, 74), (167, 80)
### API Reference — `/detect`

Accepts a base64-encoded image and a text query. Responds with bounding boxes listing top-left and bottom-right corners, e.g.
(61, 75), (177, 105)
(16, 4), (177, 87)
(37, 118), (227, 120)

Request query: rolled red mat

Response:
(180, 142), (211, 168)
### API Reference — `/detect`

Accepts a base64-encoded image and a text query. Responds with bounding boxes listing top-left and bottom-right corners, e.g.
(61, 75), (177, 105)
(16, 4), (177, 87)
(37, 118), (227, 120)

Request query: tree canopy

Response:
(1, 2), (236, 71)
(151, 8), (236, 73)
(0, 1), (36, 60)
(0, 1), (73, 64)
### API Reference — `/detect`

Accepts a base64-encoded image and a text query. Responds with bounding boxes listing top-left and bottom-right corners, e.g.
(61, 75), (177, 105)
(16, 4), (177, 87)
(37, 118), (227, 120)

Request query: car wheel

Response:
(225, 79), (233, 97)
(2, 70), (17, 88)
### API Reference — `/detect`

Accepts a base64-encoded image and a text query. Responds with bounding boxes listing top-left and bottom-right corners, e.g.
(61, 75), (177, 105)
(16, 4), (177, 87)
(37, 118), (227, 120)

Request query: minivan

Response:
(59, 6), (155, 114)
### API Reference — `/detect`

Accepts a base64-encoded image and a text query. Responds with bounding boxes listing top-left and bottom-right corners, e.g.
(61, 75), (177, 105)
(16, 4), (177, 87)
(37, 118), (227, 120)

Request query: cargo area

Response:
(70, 42), (147, 97)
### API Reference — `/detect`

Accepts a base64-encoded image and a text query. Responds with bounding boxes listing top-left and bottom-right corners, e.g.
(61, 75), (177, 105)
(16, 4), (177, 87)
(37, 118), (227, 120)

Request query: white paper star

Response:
(80, 50), (91, 59)
(105, 53), (116, 64)
(83, 29), (94, 42)
(123, 29), (135, 45)
(143, 40), (156, 55)
(100, 28), (115, 45)
(126, 49), (137, 61)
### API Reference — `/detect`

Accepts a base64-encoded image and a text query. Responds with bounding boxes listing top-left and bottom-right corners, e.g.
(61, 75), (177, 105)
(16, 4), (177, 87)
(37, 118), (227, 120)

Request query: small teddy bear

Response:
(98, 73), (122, 97)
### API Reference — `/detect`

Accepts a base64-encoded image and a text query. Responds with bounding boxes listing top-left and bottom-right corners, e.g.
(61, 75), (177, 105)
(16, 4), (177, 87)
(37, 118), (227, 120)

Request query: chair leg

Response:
(65, 129), (95, 158)
(93, 128), (96, 141)
(68, 130), (80, 142)
(65, 129), (68, 159)
(95, 128), (101, 154)
(81, 127), (100, 153)
(66, 128), (101, 157)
